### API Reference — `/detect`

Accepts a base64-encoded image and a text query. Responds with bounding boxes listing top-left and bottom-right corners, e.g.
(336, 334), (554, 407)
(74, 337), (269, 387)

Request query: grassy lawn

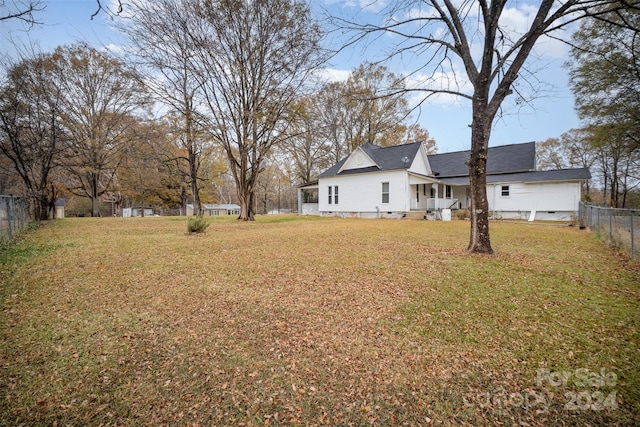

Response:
(1, 216), (639, 425)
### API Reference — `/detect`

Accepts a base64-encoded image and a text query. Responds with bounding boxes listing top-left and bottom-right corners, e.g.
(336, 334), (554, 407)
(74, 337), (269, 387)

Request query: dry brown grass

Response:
(1, 216), (639, 425)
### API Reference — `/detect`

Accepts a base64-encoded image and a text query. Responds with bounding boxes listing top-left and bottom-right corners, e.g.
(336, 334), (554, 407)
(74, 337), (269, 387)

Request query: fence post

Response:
(6, 197), (13, 240)
(632, 210), (635, 259)
(609, 208), (613, 244)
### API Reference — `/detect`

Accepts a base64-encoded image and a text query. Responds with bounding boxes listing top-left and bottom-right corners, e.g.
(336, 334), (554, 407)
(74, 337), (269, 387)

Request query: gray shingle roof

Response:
(427, 142), (536, 177)
(318, 141), (422, 178)
(317, 141), (589, 185)
(438, 168), (592, 185)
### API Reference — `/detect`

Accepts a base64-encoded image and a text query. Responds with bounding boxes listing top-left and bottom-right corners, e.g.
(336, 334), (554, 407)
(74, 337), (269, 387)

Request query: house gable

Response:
(319, 141), (428, 178)
(338, 144), (379, 173)
(408, 142), (433, 176)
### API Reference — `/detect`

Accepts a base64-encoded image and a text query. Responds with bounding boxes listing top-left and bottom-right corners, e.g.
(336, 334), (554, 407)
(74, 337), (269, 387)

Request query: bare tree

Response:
(0, 0), (44, 25)
(335, 0), (635, 253)
(90, 0), (123, 20)
(314, 81), (349, 165)
(403, 123), (437, 153)
(116, 0), (209, 215)
(281, 97), (332, 184)
(561, 128), (596, 198)
(189, 0), (325, 221)
(536, 138), (568, 171)
(0, 0), (124, 24)
(0, 50), (65, 220)
(342, 63), (410, 149)
(55, 44), (148, 217)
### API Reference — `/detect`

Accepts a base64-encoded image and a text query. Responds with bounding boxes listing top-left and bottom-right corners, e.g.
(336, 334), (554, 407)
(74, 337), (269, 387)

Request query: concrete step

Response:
(404, 211), (426, 220)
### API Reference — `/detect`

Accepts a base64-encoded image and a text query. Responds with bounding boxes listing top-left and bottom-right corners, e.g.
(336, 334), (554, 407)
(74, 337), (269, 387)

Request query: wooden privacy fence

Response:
(0, 195), (30, 244)
(579, 202), (639, 261)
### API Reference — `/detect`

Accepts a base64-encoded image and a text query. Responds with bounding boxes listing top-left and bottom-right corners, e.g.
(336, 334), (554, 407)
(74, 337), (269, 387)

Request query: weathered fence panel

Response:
(0, 196), (30, 244)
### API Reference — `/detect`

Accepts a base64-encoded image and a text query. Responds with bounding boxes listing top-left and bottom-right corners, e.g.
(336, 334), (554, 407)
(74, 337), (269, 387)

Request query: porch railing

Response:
(427, 198), (458, 210)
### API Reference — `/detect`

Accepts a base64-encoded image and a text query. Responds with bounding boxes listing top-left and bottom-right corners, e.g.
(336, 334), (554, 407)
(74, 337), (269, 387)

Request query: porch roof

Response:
(408, 172), (439, 184)
(438, 168), (592, 186)
(297, 180), (318, 189)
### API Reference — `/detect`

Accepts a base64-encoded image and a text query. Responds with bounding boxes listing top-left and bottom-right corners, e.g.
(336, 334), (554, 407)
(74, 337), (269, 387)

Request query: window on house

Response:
(210, 210), (219, 216)
(501, 185), (510, 197)
(430, 186), (435, 198)
(445, 185), (452, 198)
(382, 182), (390, 203)
(328, 186), (338, 204)
(423, 184), (427, 196)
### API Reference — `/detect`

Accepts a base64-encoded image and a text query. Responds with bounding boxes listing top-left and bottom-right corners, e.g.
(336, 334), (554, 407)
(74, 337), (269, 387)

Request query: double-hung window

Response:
(382, 182), (390, 203)
(328, 185), (339, 204)
(501, 185), (510, 197)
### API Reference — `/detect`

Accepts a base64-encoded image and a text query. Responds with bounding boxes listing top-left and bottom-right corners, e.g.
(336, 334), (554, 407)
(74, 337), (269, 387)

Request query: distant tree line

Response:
(2, 0), (638, 230)
(0, 0), (434, 220)
(537, 5), (640, 209)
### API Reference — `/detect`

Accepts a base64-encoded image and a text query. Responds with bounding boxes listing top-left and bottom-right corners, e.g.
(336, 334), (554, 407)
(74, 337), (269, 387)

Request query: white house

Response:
(186, 203), (241, 216)
(298, 141), (590, 221)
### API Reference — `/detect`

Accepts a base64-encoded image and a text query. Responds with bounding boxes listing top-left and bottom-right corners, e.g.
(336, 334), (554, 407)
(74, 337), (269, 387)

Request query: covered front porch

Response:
(297, 181), (319, 215)
(408, 174), (468, 214)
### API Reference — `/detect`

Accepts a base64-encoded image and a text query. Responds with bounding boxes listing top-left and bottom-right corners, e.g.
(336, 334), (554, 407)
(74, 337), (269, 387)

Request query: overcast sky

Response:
(1, 0), (582, 153)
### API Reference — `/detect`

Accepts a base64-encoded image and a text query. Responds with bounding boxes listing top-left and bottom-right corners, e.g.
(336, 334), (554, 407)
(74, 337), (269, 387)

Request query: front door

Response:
(410, 184), (428, 210)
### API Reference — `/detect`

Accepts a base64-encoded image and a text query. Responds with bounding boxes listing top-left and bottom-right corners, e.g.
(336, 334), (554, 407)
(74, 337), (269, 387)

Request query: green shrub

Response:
(187, 214), (210, 234)
(456, 208), (469, 220)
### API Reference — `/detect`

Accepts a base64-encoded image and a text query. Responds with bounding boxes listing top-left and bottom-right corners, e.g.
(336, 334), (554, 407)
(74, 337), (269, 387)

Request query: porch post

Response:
(297, 188), (302, 215)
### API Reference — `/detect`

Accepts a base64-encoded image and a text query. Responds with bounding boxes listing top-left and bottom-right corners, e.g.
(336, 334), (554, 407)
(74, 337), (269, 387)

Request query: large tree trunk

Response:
(35, 197), (49, 221)
(237, 186), (255, 221)
(91, 172), (100, 217)
(610, 158), (619, 208)
(186, 110), (201, 216)
(190, 155), (201, 215)
(467, 100), (494, 254)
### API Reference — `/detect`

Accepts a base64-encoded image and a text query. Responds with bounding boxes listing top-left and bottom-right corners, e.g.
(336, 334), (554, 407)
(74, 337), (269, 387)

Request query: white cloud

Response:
(323, 0), (387, 14)
(102, 43), (124, 54)
(499, 4), (538, 35)
(404, 69), (472, 107)
(314, 68), (351, 83)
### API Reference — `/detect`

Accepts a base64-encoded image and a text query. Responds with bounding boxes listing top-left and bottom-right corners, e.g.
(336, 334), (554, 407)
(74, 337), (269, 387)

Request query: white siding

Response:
(319, 170), (409, 215)
(408, 145), (432, 176)
(489, 181), (581, 219)
(450, 186), (468, 209)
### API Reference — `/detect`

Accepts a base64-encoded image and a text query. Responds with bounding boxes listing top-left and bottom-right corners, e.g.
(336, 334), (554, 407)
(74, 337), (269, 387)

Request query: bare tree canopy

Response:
(54, 43), (149, 217)
(0, 0), (44, 25)
(191, 0), (325, 221)
(0, 50), (65, 220)
(116, 0), (209, 215)
(90, 0), (123, 20)
(333, 0), (639, 254)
